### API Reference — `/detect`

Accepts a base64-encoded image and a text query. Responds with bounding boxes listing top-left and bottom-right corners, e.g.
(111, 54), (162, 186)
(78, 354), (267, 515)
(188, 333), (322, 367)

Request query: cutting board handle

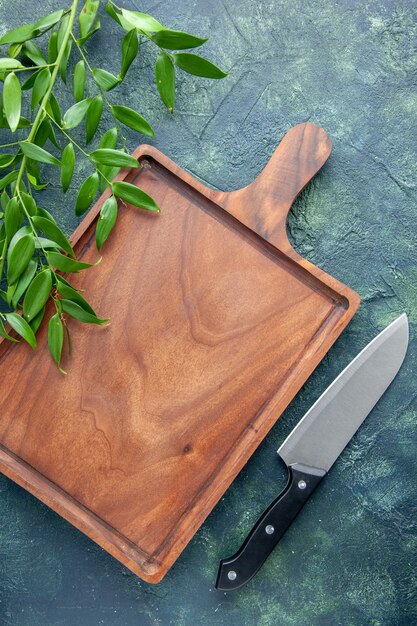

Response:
(221, 122), (332, 251)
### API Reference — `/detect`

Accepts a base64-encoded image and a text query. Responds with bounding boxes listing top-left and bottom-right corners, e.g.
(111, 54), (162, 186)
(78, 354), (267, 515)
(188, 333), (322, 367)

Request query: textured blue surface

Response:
(0, 1), (416, 624)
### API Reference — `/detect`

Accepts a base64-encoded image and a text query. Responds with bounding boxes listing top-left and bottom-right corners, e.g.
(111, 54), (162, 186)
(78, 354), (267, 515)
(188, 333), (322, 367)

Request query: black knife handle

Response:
(215, 463), (326, 591)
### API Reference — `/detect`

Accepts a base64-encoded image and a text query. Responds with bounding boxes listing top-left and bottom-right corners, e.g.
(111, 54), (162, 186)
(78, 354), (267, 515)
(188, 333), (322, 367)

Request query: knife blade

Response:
(215, 313), (409, 591)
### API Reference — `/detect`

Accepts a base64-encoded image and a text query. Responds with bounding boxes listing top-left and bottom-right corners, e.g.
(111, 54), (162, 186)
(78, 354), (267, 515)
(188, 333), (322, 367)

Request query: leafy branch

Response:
(0, 0), (227, 371)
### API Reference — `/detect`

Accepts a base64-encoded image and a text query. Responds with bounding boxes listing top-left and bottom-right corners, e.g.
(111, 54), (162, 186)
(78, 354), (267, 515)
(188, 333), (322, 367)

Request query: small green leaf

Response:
(45, 92), (62, 125)
(60, 40), (72, 83)
(30, 304), (46, 334)
(1, 190), (10, 210)
(48, 312), (64, 367)
(56, 277), (96, 315)
(46, 251), (93, 273)
(120, 9), (164, 33)
(21, 69), (41, 91)
(62, 98), (91, 129)
(73, 60), (86, 102)
(0, 24), (36, 45)
(23, 40), (47, 66)
(7, 43), (22, 58)
(32, 215), (74, 257)
(99, 127), (118, 149)
(120, 28), (138, 79)
(19, 142), (61, 165)
(79, 0), (100, 38)
(99, 166), (119, 192)
(111, 105), (154, 137)
(86, 95), (103, 144)
(31, 67), (50, 110)
(0, 170), (18, 191)
(77, 17), (100, 46)
(96, 195), (118, 250)
(0, 154), (16, 169)
(75, 172), (99, 216)
(3, 72), (21, 133)
(61, 143), (75, 193)
(92, 68), (120, 91)
(48, 29), (58, 63)
(11, 259), (37, 307)
(172, 53), (227, 78)
(90, 149), (140, 169)
(7, 233), (35, 284)
(0, 57), (24, 69)
(4, 312), (36, 349)
(151, 29), (208, 50)
(112, 181), (160, 212)
(23, 268), (52, 321)
(34, 10), (64, 32)
(61, 299), (108, 325)
(0, 318), (19, 342)
(155, 52), (175, 111)
(20, 191), (37, 217)
(36, 207), (56, 223)
(4, 197), (24, 242)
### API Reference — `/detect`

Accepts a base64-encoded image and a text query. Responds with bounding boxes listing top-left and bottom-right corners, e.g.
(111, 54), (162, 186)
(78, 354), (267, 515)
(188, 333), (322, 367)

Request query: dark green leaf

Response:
(3, 72), (21, 133)
(99, 127), (118, 149)
(30, 304), (46, 333)
(0, 318), (18, 342)
(59, 40), (72, 83)
(79, 0), (100, 38)
(48, 29), (58, 63)
(7, 233), (35, 284)
(31, 67), (50, 110)
(60, 143), (75, 193)
(0, 154), (16, 169)
(99, 165), (119, 192)
(34, 10), (64, 32)
(57, 15), (69, 50)
(1, 190), (10, 210)
(86, 94), (103, 144)
(77, 17), (100, 46)
(96, 195), (118, 250)
(105, 2), (132, 30)
(61, 299), (107, 325)
(111, 105), (154, 137)
(34, 237), (60, 250)
(56, 277), (96, 315)
(0, 170), (18, 191)
(4, 197), (24, 241)
(92, 68), (120, 91)
(75, 172), (99, 216)
(0, 24), (36, 45)
(155, 52), (175, 111)
(0, 57), (24, 69)
(11, 259), (37, 307)
(4, 312), (36, 348)
(151, 29), (207, 50)
(90, 149), (139, 169)
(112, 181), (159, 212)
(121, 9), (164, 33)
(34, 118), (51, 147)
(20, 191), (37, 217)
(73, 60), (86, 102)
(23, 41), (47, 66)
(62, 98), (91, 129)
(172, 53), (227, 78)
(23, 268), (52, 321)
(48, 312), (64, 367)
(36, 207), (56, 223)
(21, 69), (41, 91)
(46, 251), (93, 272)
(19, 142), (61, 165)
(32, 215), (74, 257)
(45, 92), (61, 125)
(120, 28), (138, 79)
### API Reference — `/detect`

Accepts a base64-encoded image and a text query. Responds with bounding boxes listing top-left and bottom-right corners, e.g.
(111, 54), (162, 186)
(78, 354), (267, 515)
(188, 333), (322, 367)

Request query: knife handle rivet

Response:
(227, 570), (237, 581)
(298, 480), (307, 490)
(265, 524), (275, 535)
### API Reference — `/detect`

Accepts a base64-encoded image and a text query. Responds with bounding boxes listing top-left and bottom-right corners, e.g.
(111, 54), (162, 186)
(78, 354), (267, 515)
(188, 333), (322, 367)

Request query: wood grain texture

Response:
(0, 123), (360, 583)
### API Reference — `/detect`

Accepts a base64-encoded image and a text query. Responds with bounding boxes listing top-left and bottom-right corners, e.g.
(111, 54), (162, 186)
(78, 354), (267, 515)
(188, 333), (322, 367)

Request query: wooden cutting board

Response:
(0, 123), (359, 583)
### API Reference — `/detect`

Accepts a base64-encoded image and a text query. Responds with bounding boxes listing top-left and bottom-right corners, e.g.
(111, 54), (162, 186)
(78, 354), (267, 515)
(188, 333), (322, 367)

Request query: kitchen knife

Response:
(215, 313), (409, 591)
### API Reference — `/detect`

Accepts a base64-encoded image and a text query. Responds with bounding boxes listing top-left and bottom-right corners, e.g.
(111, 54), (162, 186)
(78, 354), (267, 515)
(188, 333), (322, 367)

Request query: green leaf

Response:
(120, 28), (138, 79)
(151, 29), (207, 50)
(46, 251), (93, 273)
(0, 318), (19, 342)
(0, 154), (16, 169)
(48, 29), (58, 63)
(3, 72), (21, 133)
(7, 233), (35, 285)
(0, 57), (24, 69)
(32, 215), (74, 257)
(4, 197), (24, 242)
(36, 207), (56, 223)
(86, 95), (103, 144)
(1, 190), (10, 210)
(45, 92), (61, 125)
(4, 312), (36, 349)
(31, 67), (50, 110)
(20, 191), (37, 217)
(75, 172), (99, 216)
(112, 181), (160, 212)
(99, 127), (118, 149)
(96, 195), (118, 250)
(23, 40), (47, 66)
(77, 17), (100, 46)
(121, 9), (164, 33)
(60, 40), (72, 83)
(111, 105), (154, 137)
(79, 0), (100, 39)
(30, 304), (46, 334)
(73, 60), (86, 102)
(21, 69), (41, 91)
(172, 53), (227, 78)
(60, 143), (75, 193)
(92, 68), (120, 91)
(0, 24), (36, 46)
(99, 166), (119, 192)
(7, 43), (22, 58)
(48, 312), (64, 367)
(56, 277), (96, 315)
(11, 259), (37, 307)
(19, 142), (61, 166)
(90, 149), (140, 169)
(23, 268), (52, 321)
(155, 52), (175, 111)
(62, 98), (91, 129)
(34, 10), (64, 32)
(0, 170), (18, 191)
(61, 299), (107, 325)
